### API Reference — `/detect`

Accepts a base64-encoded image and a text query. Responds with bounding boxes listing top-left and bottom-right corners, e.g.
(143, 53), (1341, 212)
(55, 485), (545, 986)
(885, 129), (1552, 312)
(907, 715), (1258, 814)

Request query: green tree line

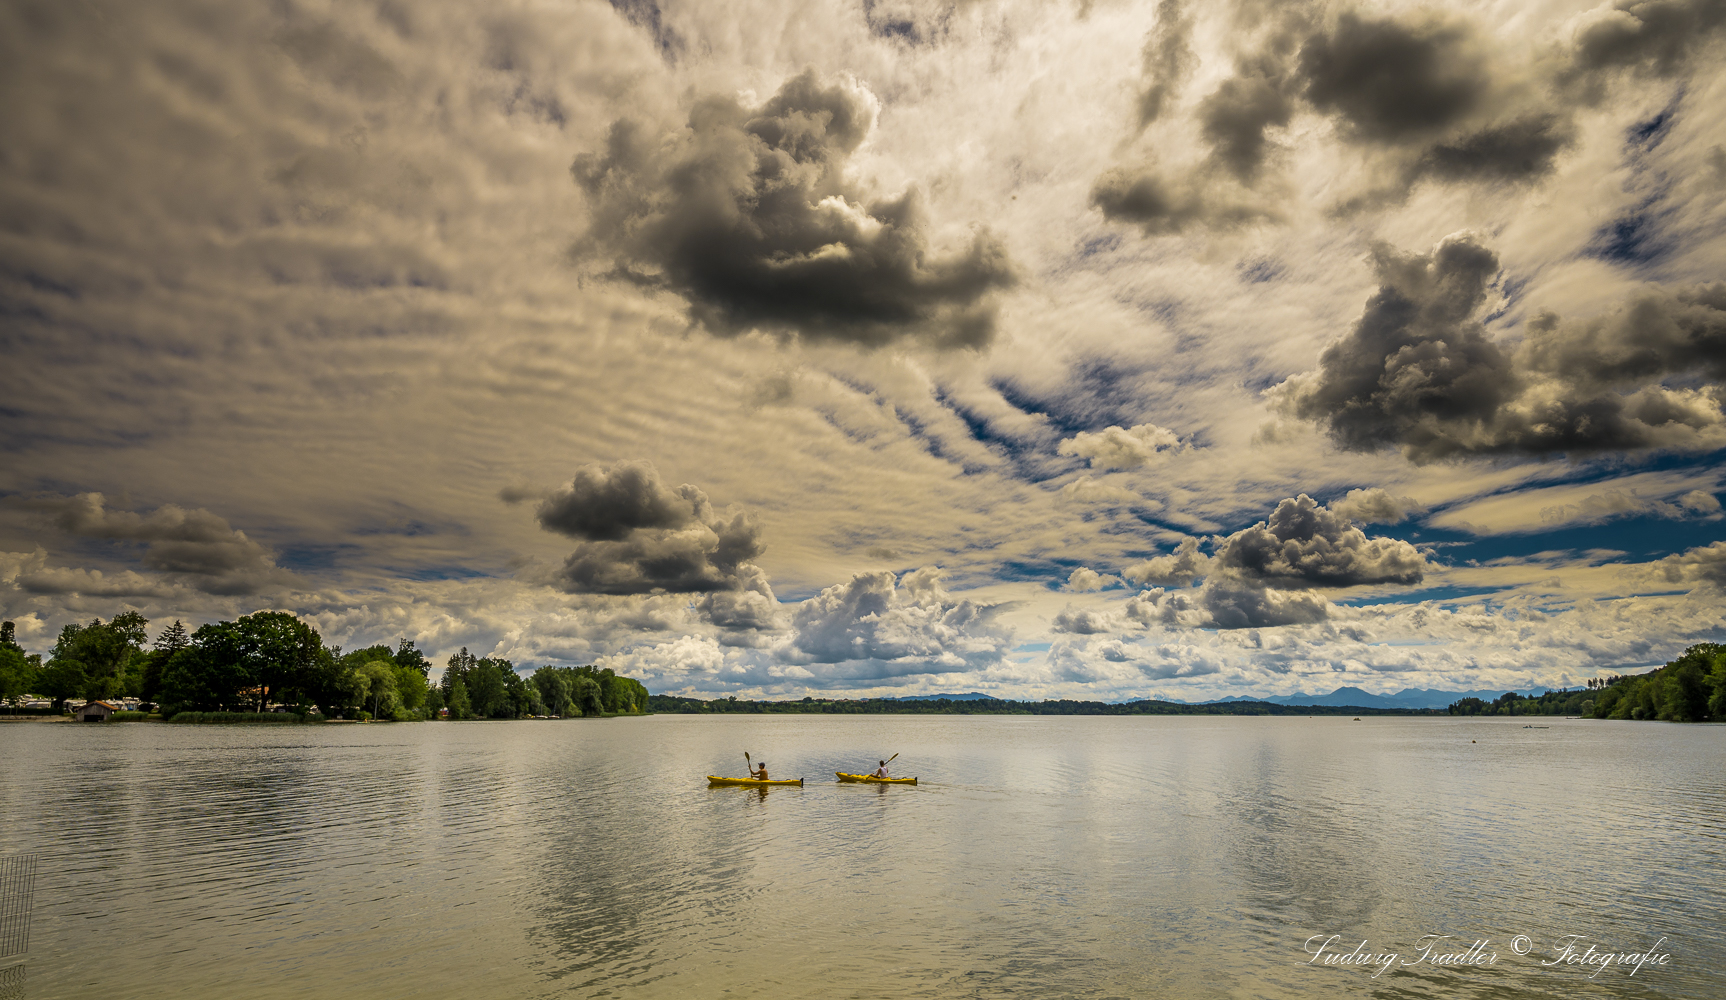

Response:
(438, 648), (648, 719)
(1, 615), (649, 722)
(1448, 643), (1726, 722)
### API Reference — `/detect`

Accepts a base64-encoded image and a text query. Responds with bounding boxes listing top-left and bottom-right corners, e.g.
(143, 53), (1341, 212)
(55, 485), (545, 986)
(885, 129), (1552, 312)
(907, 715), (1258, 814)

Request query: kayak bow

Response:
(835, 772), (918, 785)
(707, 776), (804, 787)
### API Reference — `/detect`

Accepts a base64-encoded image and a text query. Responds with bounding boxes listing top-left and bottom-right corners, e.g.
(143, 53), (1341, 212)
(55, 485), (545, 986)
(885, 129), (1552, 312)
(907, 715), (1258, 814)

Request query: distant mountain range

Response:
(888, 686), (1544, 709)
(1196, 686), (1546, 710)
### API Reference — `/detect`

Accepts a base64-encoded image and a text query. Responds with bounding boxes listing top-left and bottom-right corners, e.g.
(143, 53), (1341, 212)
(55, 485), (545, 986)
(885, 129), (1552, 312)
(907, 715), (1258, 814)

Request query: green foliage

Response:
(522, 665), (647, 717)
(393, 639), (431, 677)
(1478, 644), (1726, 723)
(532, 669), (571, 716)
(154, 619), (190, 654)
(0, 644), (40, 708)
(160, 613), (332, 715)
(45, 615), (147, 706)
(446, 677), (472, 719)
(303, 645), (363, 718)
(354, 658), (400, 719)
(166, 711), (319, 724)
(109, 711), (152, 722)
(440, 648), (528, 718)
(574, 674), (604, 716)
(157, 644), (242, 712)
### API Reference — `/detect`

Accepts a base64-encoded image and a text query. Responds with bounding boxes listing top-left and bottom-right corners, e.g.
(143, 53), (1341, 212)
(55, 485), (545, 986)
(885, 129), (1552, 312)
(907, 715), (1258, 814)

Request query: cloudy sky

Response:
(4, 0), (1725, 701)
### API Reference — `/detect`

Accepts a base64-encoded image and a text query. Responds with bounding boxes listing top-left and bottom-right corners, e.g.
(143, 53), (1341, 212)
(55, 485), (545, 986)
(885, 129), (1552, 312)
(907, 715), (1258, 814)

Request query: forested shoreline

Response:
(0, 614), (646, 721)
(1446, 643), (1726, 722)
(5, 615), (1721, 724)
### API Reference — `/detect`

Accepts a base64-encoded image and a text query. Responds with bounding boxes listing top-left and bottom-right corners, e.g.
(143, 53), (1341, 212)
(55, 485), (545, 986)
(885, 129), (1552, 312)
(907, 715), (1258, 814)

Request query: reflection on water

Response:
(0, 716), (1721, 998)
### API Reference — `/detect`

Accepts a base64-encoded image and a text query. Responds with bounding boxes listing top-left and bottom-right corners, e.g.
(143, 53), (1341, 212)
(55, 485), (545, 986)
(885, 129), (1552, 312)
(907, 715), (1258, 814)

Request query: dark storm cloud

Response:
(1277, 234), (1726, 461)
(1566, 0), (1726, 83)
(1117, 494), (1426, 629)
(1210, 494), (1427, 588)
(1518, 282), (1726, 386)
(1137, 0), (1194, 127)
(1192, 580), (1332, 629)
(573, 69), (1015, 348)
(1278, 234), (1518, 457)
(1409, 114), (1574, 185)
(1298, 13), (1484, 141)
(1123, 536), (1211, 587)
(24, 493), (288, 595)
(1094, 4), (1600, 233)
(1092, 2), (1304, 232)
(14, 565), (177, 599)
(1088, 167), (1278, 234)
(533, 461), (772, 600)
(1650, 540), (1726, 585)
(1125, 579), (1331, 629)
(1090, 170), (1209, 233)
(535, 461), (695, 541)
(1200, 72), (1295, 183)
(1294, 11), (1578, 193)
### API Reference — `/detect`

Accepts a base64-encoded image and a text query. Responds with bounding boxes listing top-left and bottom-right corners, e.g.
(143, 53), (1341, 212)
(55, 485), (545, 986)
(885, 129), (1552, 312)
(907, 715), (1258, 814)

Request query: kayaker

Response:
(749, 760), (770, 781)
(872, 760), (890, 778)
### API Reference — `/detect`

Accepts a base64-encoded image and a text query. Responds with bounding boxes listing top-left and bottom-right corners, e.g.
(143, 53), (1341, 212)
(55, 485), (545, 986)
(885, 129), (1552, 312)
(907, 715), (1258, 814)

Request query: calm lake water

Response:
(0, 714), (1721, 999)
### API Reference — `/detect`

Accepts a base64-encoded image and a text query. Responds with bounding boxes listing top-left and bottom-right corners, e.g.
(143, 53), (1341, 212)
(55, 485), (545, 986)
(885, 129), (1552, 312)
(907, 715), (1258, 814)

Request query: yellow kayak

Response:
(835, 772), (917, 785)
(707, 776), (804, 787)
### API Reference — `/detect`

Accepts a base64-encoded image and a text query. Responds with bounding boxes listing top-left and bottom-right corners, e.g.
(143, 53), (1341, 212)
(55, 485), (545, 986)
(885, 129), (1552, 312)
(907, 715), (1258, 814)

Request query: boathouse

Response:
(75, 701), (115, 722)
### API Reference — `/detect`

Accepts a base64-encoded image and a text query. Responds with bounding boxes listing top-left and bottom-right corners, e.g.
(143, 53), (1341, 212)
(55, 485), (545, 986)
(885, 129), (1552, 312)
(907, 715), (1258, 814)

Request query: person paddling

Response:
(750, 760), (770, 781)
(872, 760), (890, 778)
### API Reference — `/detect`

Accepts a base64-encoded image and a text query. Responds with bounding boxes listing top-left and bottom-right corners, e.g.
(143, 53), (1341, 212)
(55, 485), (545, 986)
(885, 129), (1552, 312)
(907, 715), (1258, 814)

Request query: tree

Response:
(46, 617), (146, 704)
(229, 612), (325, 711)
(468, 660), (507, 718)
(393, 660), (429, 718)
(532, 669), (572, 717)
(109, 611), (148, 647)
(447, 677), (472, 720)
(157, 612), (327, 714)
(302, 645), (362, 717)
(157, 643), (246, 713)
(0, 645), (39, 709)
(154, 619), (190, 654)
(573, 674), (603, 717)
(393, 639), (431, 678)
(355, 659), (399, 719)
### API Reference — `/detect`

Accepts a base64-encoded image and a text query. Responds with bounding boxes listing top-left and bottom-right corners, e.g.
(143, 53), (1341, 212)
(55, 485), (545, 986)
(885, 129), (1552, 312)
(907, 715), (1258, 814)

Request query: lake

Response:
(1, 714), (1721, 998)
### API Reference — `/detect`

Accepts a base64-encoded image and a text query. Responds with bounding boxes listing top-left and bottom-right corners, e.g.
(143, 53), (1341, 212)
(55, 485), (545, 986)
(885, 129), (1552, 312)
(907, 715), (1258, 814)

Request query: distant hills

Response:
(885, 687), (1542, 709)
(1197, 686), (1545, 711)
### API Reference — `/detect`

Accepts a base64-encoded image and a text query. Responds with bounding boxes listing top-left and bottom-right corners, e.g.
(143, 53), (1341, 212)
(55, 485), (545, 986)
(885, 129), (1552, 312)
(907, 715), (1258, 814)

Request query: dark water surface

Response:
(0, 715), (1721, 999)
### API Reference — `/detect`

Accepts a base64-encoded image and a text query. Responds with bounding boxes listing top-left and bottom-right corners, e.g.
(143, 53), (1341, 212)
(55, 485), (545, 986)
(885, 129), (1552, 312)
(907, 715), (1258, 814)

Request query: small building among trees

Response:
(75, 700), (115, 722)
